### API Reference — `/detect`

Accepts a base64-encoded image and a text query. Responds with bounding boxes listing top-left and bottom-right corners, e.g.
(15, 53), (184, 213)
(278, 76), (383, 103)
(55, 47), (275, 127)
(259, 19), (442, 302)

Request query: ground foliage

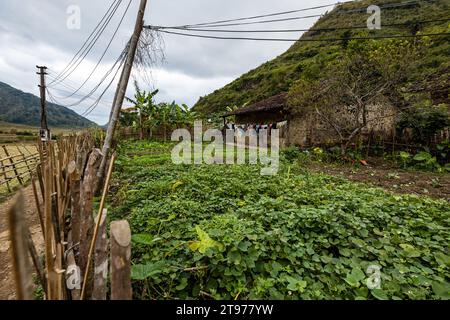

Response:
(110, 141), (450, 300)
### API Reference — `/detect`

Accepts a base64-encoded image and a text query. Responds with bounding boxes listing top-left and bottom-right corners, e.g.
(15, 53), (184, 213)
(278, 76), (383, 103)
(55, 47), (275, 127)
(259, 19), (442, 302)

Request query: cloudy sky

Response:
(0, 0), (335, 124)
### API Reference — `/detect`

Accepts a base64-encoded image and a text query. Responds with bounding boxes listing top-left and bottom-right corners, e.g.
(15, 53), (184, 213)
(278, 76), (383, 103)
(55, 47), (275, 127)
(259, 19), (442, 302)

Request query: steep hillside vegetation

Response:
(193, 0), (450, 116)
(0, 81), (96, 128)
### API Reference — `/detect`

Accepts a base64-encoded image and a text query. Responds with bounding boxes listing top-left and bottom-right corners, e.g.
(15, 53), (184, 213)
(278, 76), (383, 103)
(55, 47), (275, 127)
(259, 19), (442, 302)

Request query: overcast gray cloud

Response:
(0, 0), (333, 124)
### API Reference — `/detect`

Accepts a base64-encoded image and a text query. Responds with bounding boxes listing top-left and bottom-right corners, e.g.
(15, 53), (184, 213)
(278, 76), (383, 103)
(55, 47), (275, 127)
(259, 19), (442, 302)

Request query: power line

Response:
(82, 53), (127, 117)
(51, 0), (122, 87)
(48, 86), (114, 105)
(63, 48), (128, 107)
(179, 2), (342, 28)
(149, 18), (450, 34)
(157, 30), (450, 42)
(46, 47), (127, 109)
(159, 0), (431, 29)
(49, 0), (122, 85)
(59, 0), (132, 99)
(46, 73), (113, 104)
(49, 0), (123, 86)
(162, 14), (325, 29)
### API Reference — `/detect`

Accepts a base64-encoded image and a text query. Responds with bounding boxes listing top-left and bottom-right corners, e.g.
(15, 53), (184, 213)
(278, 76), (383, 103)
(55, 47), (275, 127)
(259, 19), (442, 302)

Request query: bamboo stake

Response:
(31, 174), (45, 239)
(8, 191), (33, 300)
(44, 157), (57, 300)
(80, 154), (116, 300)
(26, 227), (47, 295)
(110, 220), (132, 300)
(78, 149), (102, 294)
(92, 208), (108, 300)
(65, 234), (81, 300)
(36, 163), (45, 202)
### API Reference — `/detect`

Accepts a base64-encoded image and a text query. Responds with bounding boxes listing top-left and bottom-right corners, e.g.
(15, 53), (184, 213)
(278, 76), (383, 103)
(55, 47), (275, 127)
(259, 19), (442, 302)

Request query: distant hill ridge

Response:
(0, 81), (96, 128)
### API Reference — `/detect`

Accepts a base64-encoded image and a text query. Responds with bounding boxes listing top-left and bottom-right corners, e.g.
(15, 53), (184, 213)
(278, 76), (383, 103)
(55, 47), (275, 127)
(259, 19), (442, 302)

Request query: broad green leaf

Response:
(399, 244), (421, 258)
(413, 152), (431, 162)
(339, 248), (352, 257)
(286, 276), (307, 293)
(371, 289), (388, 300)
(344, 268), (365, 287)
(432, 281), (450, 299)
(399, 151), (410, 159)
(188, 226), (223, 254)
(351, 238), (366, 248)
(176, 277), (188, 291)
(237, 241), (251, 252)
(131, 234), (155, 245)
(434, 252), (450, 267)
(131, 261), (166, 280)
(227, 249), (242, 265)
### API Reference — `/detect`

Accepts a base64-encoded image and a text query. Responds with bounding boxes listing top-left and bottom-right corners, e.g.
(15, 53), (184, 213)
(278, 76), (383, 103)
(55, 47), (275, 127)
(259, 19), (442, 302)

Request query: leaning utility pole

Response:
(37, 66), (50, 141)
(96, 0), (148, 192)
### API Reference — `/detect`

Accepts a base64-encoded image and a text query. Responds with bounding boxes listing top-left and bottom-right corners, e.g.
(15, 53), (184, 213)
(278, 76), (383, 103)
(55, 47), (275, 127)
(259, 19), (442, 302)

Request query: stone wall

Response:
(287, 104), (397, 147)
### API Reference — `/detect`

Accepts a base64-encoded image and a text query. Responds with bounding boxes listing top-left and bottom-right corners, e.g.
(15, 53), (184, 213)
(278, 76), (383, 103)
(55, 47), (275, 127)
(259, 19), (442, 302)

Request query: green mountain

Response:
(0, 81), (96, 128)
(193, 0), (450, 115)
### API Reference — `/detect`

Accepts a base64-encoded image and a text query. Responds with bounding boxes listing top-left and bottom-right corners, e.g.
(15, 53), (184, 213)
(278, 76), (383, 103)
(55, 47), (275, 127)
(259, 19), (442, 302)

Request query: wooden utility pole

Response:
(96, 0), (148, 193)
(37, 66), (50, 141)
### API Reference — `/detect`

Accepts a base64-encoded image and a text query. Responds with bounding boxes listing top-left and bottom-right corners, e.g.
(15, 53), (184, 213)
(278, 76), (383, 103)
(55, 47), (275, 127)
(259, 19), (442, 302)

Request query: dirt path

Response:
(0, 185), (44, 300)
(307, 159), (450, 201)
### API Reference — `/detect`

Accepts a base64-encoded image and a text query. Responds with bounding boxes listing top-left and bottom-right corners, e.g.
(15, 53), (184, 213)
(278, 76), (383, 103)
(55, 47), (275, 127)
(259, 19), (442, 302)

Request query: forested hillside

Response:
(193, 0), (449, 116)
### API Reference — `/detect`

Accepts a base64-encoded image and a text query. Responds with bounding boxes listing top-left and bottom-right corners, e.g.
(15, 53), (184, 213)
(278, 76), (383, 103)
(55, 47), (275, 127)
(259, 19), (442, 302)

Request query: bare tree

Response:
(289, 39), (426, 154)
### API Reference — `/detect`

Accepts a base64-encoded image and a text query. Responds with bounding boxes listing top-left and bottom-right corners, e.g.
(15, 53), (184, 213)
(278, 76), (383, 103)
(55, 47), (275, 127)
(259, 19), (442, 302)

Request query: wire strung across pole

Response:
(50, 0), (123, 87)
(49, 0), (122, 85)
(61, 47), (128, 108)
(148, 18), (450, 34)
(158, 0), (432, 29)
(155, 30), (450, 42)
(46, 72), (114, 104)
(178, 2), (342, 28)
(58, 0), (133, 99)
(82, 51), (128, 117)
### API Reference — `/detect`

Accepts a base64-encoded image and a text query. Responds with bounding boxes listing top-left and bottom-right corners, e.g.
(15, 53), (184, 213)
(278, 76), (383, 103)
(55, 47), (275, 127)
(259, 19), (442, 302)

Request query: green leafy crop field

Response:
(110, 141), (449, 300)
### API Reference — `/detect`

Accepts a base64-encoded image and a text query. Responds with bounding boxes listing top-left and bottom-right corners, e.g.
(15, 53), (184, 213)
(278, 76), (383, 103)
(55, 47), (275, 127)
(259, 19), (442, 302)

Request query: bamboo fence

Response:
(5, 133), (132, 300)
(0, 144), (40, 194)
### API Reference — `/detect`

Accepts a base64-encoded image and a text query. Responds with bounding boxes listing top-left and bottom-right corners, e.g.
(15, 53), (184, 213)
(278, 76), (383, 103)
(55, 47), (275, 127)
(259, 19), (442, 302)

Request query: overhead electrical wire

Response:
(148, 18), (450, 33)
(48, 85), (114, 105)
(46, 88), (60, 105)
(46, 72), (114, 104)
(146, 0), (449, 43)
(155, 30), (450, 42)
(50, 0), (122, 87)
(163, 14), (325, 29)
(178, 2), (342, 28)
(157, 0), (430, 29)
(81, 51), (128, 116)
(49, 0), (122, 85)
(49, 0), (123, 86)
(59, 0), (132, 99)
(63, 48), (128, 107)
